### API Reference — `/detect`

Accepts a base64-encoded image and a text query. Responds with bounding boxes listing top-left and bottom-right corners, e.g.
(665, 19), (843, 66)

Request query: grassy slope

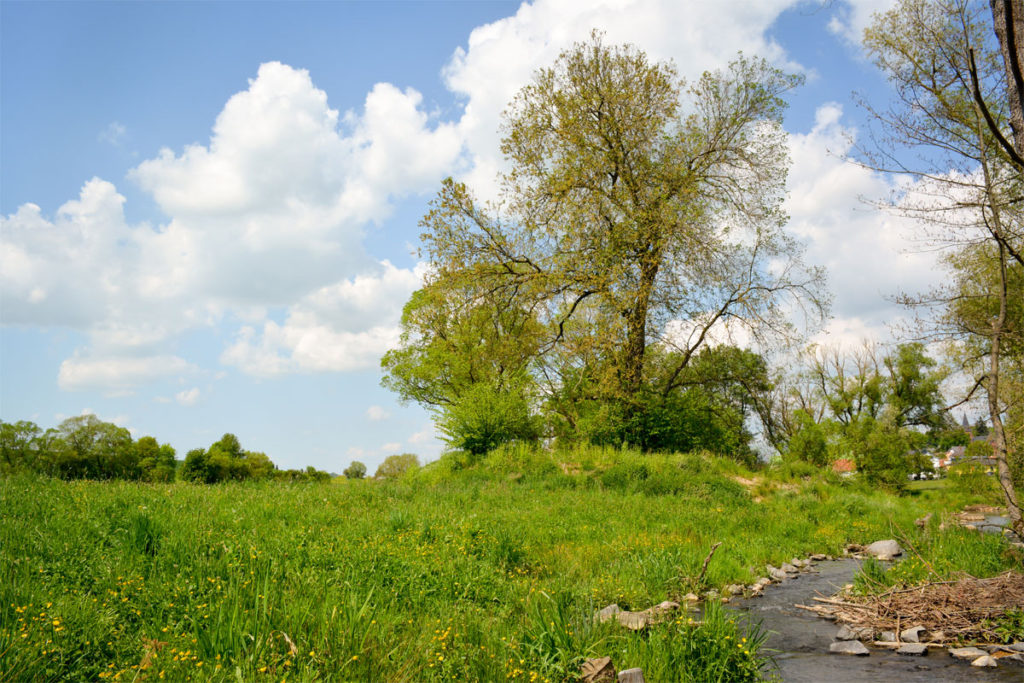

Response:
(1, 449), (1018, 681)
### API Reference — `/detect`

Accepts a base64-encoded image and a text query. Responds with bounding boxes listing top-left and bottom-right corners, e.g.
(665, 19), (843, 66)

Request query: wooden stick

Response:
(697, 542), (722, 587)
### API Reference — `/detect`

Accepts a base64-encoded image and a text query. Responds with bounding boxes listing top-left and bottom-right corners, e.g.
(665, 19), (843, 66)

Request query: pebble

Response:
(897, 644), (928, 656)
(830, 641), (870, 656)
(949, 646), (988, 660)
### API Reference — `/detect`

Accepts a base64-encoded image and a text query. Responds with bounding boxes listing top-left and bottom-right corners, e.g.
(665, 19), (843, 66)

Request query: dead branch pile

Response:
(814, 571), (1024, 642)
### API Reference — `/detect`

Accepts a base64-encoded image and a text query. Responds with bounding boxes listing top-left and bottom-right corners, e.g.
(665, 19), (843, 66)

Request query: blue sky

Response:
(2, 0), (935, 473)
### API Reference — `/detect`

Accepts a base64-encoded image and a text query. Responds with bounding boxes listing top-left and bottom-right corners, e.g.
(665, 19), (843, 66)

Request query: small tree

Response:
(343, 461), (367, 479)
(375, 454), (420, 480)
(436, 379), (538, 456)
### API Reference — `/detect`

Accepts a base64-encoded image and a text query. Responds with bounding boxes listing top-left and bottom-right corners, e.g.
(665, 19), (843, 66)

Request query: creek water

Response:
(729, 558), (1023, 682)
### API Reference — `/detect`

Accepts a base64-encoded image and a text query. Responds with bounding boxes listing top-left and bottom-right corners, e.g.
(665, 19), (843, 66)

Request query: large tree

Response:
(864, 0), (1023, 531)
(385, 33), (826, 454)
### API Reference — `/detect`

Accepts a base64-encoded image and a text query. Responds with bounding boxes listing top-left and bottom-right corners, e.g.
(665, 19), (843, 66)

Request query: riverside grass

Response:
(2, 448), (1019, 682)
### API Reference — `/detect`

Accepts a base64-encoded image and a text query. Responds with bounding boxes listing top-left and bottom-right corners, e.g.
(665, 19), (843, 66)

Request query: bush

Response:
(437, 380), (539, 455)
(343, 461), (367, 479)
(375, 453), (420, 480)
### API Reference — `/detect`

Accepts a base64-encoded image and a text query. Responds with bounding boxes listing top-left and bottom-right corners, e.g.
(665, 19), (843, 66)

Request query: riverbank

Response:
(2, 453), (1020, 680)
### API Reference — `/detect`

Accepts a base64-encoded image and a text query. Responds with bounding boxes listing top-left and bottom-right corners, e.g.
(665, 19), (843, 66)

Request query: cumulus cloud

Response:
(365, 405), (390, 421)
(785, 103), (939, 341)
(443, 0), (798, 198)
(58, 354), (194, 394)
(219, 260), (424, 375)
(2, 62), (452, 391)
(1, 0), (924, 398)
(827, 0), (897, 44)
(175, 388), (200, 406)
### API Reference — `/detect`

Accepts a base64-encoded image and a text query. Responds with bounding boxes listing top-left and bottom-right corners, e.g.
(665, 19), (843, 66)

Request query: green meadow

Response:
(2, 448), (1019, 682)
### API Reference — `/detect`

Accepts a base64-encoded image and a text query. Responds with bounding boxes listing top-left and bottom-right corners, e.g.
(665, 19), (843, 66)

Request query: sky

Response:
(1, 0), (941, 473)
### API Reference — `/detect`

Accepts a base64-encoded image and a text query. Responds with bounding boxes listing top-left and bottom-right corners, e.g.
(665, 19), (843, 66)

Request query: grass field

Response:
(2, 448), (1018, 681)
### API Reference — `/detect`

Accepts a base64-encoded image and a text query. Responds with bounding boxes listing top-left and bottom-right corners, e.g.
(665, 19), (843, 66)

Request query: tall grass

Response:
(1, 450), (1018, 681)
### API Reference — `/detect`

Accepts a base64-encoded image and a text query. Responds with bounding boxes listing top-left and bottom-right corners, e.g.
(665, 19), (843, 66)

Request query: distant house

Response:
(832, 458), (855, 476)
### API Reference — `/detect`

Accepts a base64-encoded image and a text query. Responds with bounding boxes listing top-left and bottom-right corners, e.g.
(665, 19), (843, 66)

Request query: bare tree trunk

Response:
(991, 0), (1024, 155)
(988, 243), (1023, 535)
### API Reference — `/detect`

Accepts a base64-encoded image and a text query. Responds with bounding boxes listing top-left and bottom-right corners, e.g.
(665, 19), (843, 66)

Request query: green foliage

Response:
(786, 410), (829, 467)
(948, 461), (1001, 499)
(985, 609), (1024, 644)
(2, 456), (1020, 681)
(374, 453), (420, 480)
(181, 447), (213, 483)
(343, 461), (367, 479)
(135, 436), (176, 482)
(384, 33), (824, 461)
(437, 379), (539, 455)
(180, 434), (281, 484)
(53, 415), (139, 481)
(846, 417), (912, 490)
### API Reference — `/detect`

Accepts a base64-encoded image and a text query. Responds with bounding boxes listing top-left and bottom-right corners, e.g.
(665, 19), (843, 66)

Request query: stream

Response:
(730, 558), (1023, 682)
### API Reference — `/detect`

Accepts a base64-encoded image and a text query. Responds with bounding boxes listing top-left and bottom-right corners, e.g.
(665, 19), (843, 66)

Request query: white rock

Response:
(829, 641), (870, 656)
(949, 646), (988, 660)
(864, 540), (902, 560)
(971, 655), (997, 667)
(901, 626), (926, 643)
(618, 667), (645, 683)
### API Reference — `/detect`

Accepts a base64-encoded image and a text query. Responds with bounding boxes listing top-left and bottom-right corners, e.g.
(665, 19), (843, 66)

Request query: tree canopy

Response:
(384, 33), (826, 458)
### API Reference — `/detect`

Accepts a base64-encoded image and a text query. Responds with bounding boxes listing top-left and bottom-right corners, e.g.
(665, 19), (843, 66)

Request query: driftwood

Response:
(696, 542), (722, 587)
(819, 571), (1024, 643)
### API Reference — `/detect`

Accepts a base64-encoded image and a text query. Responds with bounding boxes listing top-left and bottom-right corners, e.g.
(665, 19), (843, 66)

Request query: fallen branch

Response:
(696, 542), (722, 587)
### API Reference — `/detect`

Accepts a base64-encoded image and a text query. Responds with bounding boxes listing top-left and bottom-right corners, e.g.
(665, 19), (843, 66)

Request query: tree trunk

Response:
(988, 243), (1023, 536)
(991, 0), (1024, 155)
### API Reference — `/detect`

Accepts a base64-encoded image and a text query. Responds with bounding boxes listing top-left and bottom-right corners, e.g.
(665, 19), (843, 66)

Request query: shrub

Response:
(375, 453), (420, 480)
(343, 461), (367, 479)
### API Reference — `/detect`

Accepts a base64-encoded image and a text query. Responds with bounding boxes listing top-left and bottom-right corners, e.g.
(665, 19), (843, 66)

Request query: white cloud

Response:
(99, 121), (127, 147)
(380, 441), (402, 453)
(365, 405), (390, 421)
(827, 0), (897, 44)
(219, 260), (423, 375)
(2, 62), (454, 391)
(175, 387), (200, 406)
(2, 0), (923, 399)
(58, 354), (194, 393)
(784, 103), (939, 341)
(442, 0), (798, 199)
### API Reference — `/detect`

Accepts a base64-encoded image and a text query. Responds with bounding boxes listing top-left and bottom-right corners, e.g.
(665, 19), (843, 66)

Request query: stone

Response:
(810, 553), (827, 561)
(901, 626), (927, 643)
(581, 657), (616, 683)
(615, 611), (648, 631)
(780, 562), (798, 574)
(754, 577), (771, 588)
(836, 625), (871, 641)
(596, 604), (621, 623)
(897, 644), (928, 656)
(1008, 642), (1024, 653)
(791, 558), (805, 568)
(865, 540), (902, 560)
(829, 641), (870, 656)
(639, 601), (681, 624)
(617, 668), (645, 683)
(971, 655), (998, 667)
(878, 631), (897, 643)
(949, 647), (988, 660)
(930, 630), (947, 643)
(768, 566), (788, 581)
(682, 593), (699, 603)
(725, 584), (744, 596)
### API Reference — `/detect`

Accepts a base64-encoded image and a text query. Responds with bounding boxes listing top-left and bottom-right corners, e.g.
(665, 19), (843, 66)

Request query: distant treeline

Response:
(0, 416), (329, 483)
